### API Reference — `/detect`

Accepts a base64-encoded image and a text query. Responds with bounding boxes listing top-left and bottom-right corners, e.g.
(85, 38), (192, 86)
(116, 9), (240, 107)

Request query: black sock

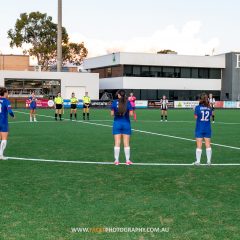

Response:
(161, 115), (163, 120)
(70, 113), (72, 120)
(59, 114), (62, 120)
(83, 113), (85, 120)
(165, 115), (167, 120)
(212, 115), (215, 121)
(55, 113), (57, 120)
(75, 113), (77, 119)
(87, 113), (89, 120)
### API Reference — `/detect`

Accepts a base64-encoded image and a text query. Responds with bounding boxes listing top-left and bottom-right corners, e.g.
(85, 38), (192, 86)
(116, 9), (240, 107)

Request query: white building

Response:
(83, 52), (234, 100)
(0, 71), (99, 99)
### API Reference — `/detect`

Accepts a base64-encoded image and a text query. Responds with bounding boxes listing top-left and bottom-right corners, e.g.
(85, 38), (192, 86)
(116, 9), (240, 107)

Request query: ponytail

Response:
(199, 93), (209, 107)
(117, 90), (127, 116)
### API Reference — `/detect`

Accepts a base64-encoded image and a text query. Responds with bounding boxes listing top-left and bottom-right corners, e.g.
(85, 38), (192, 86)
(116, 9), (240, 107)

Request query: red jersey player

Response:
(128, 92), (137, 121)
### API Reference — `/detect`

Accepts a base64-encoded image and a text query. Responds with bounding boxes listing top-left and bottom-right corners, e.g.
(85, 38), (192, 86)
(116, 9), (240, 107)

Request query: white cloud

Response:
(70, 21), (220, 57)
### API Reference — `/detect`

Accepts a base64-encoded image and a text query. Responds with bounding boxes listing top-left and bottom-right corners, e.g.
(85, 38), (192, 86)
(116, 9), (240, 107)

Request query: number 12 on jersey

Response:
(201, 111), (210, 121)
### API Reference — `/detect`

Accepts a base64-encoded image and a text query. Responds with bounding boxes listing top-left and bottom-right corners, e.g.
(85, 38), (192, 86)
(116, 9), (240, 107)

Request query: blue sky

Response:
(0, 0), (239, 57)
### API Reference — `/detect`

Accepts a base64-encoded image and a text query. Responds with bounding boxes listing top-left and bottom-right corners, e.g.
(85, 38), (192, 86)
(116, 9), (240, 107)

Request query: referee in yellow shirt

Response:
(54, 92), (64, 121)
(70, 92), (78, 120)
(83, 92), (91, 120)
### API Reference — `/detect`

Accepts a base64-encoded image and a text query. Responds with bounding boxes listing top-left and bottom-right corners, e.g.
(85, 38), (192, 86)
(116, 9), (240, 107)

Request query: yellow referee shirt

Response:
(54, 97), (63, 104)
(83, 96), (91, 104)
(70, 97), (78, 104)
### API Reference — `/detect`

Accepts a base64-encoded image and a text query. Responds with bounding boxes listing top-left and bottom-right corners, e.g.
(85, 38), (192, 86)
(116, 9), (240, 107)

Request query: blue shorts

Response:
(30, 106), (36, 110)
(113, 121), (131, 135)
(0, 124), (9, 132)
(195, 130), (211, 138)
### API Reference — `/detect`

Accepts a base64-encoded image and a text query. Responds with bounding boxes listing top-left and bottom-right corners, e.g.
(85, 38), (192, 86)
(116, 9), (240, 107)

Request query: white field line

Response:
(9, 119), (240, 125)
(75, 120), (240, 125)
(6, 156), (240, 166)
(14, 111), (240, 151)
(13, 111), (240, 125)
(9, 120), (56, 124)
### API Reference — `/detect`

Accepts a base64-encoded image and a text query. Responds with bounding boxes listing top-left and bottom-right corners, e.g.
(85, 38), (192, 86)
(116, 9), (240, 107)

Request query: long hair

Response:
(0, 87), (7, 97)
(117, 90), (127, 116)
(199, 93), (209, 107)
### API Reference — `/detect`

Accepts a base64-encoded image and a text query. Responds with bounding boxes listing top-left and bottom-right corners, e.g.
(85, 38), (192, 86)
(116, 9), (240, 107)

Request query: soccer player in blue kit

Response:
(194, 93), (212, 166)
(111, 90), (133, 165)
(0, 87), (15, 160)
(29, 91), (37, 122)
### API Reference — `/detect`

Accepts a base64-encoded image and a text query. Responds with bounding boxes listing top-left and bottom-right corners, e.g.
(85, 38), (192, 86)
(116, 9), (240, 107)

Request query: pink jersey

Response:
(128, 96), (136, 107)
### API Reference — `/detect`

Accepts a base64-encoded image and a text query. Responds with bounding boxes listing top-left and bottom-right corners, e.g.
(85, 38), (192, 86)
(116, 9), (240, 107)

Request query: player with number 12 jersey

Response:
(194, 93), (212, 166)
(194, 104), (212, 138)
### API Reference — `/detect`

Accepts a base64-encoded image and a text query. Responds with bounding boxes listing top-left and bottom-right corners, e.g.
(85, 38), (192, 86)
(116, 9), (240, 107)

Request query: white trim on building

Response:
(100, 77), (221, 91)
(84, 52), (225, 69)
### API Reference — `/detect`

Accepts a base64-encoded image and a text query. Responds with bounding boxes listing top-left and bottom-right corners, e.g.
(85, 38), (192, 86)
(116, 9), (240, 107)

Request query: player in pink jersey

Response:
(128, 92), (137, 121)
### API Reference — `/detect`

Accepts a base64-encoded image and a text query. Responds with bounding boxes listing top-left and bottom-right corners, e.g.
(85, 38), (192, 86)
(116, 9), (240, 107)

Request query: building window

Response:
(174, 67), (181, 78)
(147, 90), (157, 99)
(5, 79), (61, 97)
(133, 66), (141, 76)
(105, 89), (221, 100)
(209, 69), (221, 79)
(150, 66), (162, 77)
(121, 65), (221, 79)
(162, 67), (174, 78)
(191, 68), (198, 78)
(141, 66), (150, 77)
(124, 65), (133, 76)
(181, 68), (191, 78)
(106, 68), (112, 78)
(198, 68), (209, 78)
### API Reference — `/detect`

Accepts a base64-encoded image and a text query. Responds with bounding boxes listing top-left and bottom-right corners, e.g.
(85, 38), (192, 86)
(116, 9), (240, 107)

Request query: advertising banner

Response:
(174, 101), (199, 109)
(223, 101), (238, 108)
(26, 99), (55, 108)
(237, 102), (240, 109)
(135, 100), (148, 109)
(63, 99), (83, 109)
(214, 101), (224, 108)
(148, 100), (174, 108)
(90, 100), (112, 108)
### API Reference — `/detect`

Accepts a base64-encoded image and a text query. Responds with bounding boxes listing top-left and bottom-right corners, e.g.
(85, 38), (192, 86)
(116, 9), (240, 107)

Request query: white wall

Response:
(65, 86), (86, 99)
(119, 52), (225, 68)
(100, 77), (221, 91)
(0, 71), (99, 99)
(99, 77), (123, 89)
(84, 52), (225, 69)
(83, 53), (120, 69)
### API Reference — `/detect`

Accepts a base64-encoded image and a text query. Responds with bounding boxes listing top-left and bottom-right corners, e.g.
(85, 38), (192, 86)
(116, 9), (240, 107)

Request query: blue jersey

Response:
(111, 100), (133, 122)
(194, 104), (212, 138)
(29, 96), (37, 109)
(111, 100), (133, 135)
(0, 98), (14, 132)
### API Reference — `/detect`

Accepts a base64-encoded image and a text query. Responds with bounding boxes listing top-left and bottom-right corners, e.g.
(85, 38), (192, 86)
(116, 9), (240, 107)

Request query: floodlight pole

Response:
(57, 0), (62, 72)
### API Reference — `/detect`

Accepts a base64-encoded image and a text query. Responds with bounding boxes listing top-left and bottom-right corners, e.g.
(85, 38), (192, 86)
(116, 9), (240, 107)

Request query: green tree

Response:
(63, 42), (88, 66)
(8, 12), (88, 70)
(49, 42), (88, 69)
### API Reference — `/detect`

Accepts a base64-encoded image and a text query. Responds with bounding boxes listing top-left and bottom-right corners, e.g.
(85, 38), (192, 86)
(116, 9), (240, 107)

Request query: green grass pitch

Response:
(0, 108), (240, 240)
